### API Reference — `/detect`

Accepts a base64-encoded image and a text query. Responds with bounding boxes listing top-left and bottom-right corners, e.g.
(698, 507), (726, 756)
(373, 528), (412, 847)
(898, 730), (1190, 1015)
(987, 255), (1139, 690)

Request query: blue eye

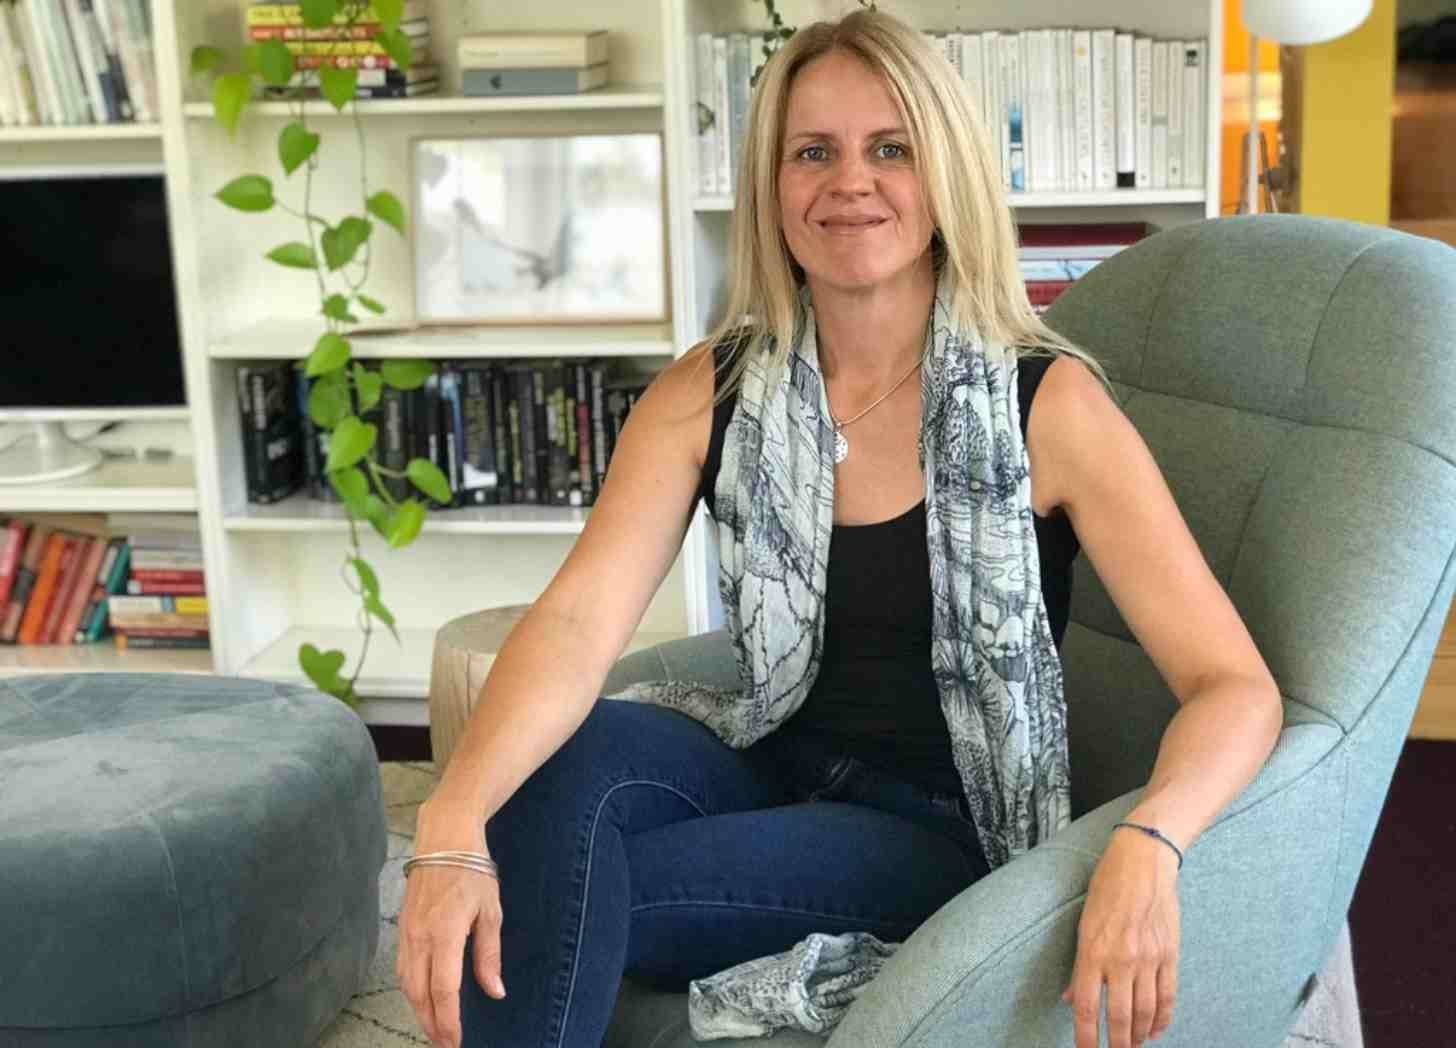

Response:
(799, 145), (827, 161)
(878, 142), (907, 159)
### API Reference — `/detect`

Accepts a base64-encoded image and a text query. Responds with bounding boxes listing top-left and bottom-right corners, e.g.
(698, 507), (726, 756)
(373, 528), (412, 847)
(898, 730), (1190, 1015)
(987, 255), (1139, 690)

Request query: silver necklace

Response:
(826, 343), (929, 464)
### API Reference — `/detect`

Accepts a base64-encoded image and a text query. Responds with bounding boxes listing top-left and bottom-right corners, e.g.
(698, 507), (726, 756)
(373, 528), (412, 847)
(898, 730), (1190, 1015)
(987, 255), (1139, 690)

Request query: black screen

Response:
(1, 174), (186, 409)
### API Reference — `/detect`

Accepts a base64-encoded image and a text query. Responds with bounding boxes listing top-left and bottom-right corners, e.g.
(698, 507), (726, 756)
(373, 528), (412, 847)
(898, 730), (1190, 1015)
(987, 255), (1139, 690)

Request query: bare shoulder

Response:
(641, 339), (719, 472)
(1025, 353), (1118, 517)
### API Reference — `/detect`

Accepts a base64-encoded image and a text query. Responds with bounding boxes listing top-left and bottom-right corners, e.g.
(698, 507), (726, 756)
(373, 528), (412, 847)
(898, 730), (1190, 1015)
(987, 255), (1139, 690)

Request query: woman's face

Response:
(777, 49), (935, 294)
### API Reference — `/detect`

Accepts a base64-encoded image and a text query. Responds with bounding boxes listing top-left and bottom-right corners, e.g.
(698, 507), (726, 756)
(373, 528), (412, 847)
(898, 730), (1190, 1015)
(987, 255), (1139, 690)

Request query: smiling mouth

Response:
(819, 219), (887, 231)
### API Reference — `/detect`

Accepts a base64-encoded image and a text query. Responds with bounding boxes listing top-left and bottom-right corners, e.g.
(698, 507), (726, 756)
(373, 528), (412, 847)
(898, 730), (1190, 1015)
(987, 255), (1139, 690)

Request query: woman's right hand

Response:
(397, 799), (508, 1048)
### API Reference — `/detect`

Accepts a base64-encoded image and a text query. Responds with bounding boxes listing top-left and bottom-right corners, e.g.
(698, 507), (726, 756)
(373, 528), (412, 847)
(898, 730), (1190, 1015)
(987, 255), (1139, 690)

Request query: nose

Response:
(827, 149), (875, 198)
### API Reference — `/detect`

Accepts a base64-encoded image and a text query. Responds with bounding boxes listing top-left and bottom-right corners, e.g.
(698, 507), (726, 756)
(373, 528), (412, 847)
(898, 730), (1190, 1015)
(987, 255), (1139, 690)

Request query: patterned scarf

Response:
(608, 261), (1071, 872)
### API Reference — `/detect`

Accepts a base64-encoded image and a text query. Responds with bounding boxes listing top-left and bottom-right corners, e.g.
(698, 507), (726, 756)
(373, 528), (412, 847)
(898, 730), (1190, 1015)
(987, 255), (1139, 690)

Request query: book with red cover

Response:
(0, 520), (30, 614)
(1, 525), (51, 642)
(40, 536), (90, 644)
(55, 537), (109, 645)
(1017, 222), (1150, 259)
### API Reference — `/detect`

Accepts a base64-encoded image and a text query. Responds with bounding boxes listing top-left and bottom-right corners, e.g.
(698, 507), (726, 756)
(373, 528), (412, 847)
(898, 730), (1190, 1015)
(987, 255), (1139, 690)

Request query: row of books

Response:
(0, 512), (209, 650)
(247, 0), (439, 100)
(239, 358), (651, 509)
(1018, 220), (1150, 314)
(458, 29), (610, 98)
(0, 0), (159, 127)
(695, 28), (1207, 198)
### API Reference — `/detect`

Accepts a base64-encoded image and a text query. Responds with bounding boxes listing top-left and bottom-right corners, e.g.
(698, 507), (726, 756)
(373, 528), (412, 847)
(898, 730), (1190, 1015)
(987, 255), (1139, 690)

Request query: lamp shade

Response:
(1242, 0), (1374, 45)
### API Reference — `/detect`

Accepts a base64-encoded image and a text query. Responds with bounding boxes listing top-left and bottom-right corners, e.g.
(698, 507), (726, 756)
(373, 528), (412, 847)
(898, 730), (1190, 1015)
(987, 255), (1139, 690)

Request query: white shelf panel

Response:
(0, 123), (163, 143)
(0, 643), (213, 676)
(236, 624), (686, 700)
(693, 188), (1207, 212)
(181, 83), (663, 119)
(210, 317), (676, 360)
(0, 458), (198, 514)
(224, 495), (592, 534)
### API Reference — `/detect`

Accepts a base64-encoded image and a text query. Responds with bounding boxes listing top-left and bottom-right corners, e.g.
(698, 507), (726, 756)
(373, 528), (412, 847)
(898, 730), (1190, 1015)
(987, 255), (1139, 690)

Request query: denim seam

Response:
(626, 898), (914, 933)
(555, 777), (708, 1048)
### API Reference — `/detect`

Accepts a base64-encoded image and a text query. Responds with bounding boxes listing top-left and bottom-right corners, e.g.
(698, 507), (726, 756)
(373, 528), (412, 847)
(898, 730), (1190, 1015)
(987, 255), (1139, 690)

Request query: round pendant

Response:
(833, 429), (849, 464)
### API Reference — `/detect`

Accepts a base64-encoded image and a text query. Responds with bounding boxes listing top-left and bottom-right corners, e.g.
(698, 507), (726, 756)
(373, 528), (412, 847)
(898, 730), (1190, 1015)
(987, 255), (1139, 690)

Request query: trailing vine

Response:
(190, 0), (443, 709)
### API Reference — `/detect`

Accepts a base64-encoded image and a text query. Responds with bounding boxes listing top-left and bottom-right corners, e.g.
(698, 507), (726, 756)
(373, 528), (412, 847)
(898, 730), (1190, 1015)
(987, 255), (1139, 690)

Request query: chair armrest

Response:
(601, 627), (741, 697)
(825, 722), (1347, 1048)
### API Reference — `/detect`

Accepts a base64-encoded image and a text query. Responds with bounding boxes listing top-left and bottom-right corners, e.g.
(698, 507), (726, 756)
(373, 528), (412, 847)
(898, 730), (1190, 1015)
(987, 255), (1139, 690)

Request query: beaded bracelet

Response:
(1113, 821), (1184, 870)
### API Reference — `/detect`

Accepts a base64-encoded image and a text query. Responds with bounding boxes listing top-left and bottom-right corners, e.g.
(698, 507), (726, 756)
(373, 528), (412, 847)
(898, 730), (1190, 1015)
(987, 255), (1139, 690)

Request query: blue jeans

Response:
(461, 697), (990, 1047)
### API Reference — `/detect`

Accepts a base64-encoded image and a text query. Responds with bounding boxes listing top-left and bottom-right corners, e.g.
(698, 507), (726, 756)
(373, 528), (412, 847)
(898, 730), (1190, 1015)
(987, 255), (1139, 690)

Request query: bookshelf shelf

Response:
(0, 458), (199, 514)
(0, 123), (164, 143)
(223, 495), (592, 534)
(236, 624), (685, 708)
(693, 188), (1208, 212)
(180, 83), (664, 119)
(0, 642), (213, 676)
(209, 317), (676, 360)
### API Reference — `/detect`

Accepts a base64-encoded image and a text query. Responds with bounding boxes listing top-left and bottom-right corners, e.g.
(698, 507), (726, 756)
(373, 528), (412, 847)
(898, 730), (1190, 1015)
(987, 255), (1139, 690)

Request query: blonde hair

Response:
(692, 6), (1116, 409)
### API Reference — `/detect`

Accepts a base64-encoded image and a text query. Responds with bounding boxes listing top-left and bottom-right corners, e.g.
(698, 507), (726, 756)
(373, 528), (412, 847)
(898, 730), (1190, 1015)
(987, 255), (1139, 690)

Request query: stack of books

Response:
(0, 0), (160, 127)
(249, 0), (438, 100)
(459, 30), (609, 98)
(1018, 221), (1150, 314)
(238, 357), (649, 510)
(107, 515), (209, 651)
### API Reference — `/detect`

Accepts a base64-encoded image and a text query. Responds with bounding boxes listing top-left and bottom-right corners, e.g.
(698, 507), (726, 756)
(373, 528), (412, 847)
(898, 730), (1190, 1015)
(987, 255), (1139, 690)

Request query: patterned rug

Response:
(316, 761), (1364, 1047)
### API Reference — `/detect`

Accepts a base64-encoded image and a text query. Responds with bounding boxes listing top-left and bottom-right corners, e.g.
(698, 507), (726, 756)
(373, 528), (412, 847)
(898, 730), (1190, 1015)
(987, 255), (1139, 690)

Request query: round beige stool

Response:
(429, 604), (534, 771)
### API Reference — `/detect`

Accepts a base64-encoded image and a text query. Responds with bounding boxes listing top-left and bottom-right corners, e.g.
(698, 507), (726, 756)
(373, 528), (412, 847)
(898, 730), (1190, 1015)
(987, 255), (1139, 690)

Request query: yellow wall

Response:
(1295, 0), (1396, 223)
(1221, 0), (1283, 214)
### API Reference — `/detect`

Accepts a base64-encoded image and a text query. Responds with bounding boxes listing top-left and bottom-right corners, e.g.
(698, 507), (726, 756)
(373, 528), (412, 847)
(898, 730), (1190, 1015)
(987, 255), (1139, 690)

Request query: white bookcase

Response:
(0, 0), (1222, 724)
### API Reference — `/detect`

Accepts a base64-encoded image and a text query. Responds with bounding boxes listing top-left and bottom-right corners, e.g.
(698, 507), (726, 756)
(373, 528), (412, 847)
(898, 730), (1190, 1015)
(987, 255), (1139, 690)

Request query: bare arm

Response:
(423, 343), (719, 823)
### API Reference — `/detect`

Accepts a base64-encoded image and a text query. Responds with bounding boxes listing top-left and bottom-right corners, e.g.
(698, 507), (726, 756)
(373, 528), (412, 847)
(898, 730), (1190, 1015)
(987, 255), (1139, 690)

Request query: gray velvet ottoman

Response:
(0, 673), (388, 1046)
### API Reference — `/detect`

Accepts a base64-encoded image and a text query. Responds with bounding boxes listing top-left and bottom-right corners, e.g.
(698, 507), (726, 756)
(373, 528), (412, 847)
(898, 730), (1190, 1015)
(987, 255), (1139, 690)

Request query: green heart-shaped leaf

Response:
(299, 0), (337, 29)
(212, 72), (251, 135)
(329, 465), (369, 504)
(308, 371), (351, 428)
(352, 363), (383, 413)
(321, 293), (351, 321)
(366, 190), (405, 236)
(299, 642), (347, 697)
(357, 294), (386, 314)
(324, 415), (376, 472)
(407, 458), (452, 505)
(278, 121), (319, 175)
(266, 241), (318, 269)
(257, 38), (294, 85)
(380, 358), (432, 391)
(306, 332), (351, 377)
(190, 45), (225, 77)
(351, 557), (380, 599)
(364, 594), (398, 643)
(319, 65), (357, 110)
(215, 174), (273, 212)
(375, 27), (413, 70)
(385, 498), (426, 548)
(361, 494), (390, 539)
(321, 216), (371, 271)
(372, 0), (404, 32)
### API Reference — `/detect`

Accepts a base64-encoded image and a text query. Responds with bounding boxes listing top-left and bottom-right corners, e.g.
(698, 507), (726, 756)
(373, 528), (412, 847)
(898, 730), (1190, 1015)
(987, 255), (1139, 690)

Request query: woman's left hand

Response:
(1061, 829), (1182, 1047)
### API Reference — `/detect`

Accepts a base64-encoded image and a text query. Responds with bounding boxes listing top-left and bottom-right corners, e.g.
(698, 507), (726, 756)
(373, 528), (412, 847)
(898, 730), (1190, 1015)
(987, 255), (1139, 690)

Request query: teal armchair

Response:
(599, 214), (1456, 1047)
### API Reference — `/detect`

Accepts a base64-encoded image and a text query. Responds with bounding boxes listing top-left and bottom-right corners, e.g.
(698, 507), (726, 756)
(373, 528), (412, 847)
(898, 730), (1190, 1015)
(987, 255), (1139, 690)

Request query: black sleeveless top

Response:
(694, 342), (1080, 796)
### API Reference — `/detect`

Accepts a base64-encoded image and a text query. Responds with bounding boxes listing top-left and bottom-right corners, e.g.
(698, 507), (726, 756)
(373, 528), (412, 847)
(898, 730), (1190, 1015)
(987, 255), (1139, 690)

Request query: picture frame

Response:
(411, 132), (667, 325)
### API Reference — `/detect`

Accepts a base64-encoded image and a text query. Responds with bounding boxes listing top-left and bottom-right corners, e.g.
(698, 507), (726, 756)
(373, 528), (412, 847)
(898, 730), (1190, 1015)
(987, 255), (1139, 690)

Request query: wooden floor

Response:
(1410, 597), (1456, 741)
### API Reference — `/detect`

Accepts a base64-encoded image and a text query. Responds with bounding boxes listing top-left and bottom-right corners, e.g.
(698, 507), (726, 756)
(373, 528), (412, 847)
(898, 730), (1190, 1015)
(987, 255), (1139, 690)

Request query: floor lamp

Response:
(1239, 0), (1375, 214)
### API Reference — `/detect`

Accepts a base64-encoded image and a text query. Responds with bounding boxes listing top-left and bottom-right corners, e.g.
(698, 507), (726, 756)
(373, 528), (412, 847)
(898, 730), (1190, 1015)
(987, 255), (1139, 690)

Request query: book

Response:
(456, 30), (607, 70)
(0, 521), (29, 613)
(1018, 221), (1149, 259)
(247, 17), (429, 41)
(461, 63), (607, 97)
(108, 594), (208, 615)
(238, 363), (304, 504)
(1, 524), (49, 641)
(54, 535), (107, 644)
(245, 1), (428, 26)
(17, 531), (67, 644)
(74, 537), (127, 643)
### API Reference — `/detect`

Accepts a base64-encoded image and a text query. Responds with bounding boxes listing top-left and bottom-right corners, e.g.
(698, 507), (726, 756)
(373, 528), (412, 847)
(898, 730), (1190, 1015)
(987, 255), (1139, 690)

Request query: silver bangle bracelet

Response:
(403, 851), (499, 879)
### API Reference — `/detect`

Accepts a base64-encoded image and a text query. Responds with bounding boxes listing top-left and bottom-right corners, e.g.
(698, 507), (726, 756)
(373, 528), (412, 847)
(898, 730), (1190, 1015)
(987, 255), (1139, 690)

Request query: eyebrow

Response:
(785, 127), (908, 143)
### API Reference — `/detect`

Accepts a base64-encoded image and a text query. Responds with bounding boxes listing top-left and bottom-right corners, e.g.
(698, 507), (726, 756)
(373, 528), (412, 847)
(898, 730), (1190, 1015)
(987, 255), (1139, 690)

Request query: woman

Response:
(397, 10), (1283, 1048)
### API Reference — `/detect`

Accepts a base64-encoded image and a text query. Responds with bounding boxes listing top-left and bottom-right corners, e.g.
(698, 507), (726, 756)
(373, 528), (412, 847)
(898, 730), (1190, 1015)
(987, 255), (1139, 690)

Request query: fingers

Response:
(431, 929), (468, 1048)
(1132, 970), (1157, 1044)
(474, 902), (507, 999)
(398, 910), (442, 1045)
(1151, 954), (1178, 1039)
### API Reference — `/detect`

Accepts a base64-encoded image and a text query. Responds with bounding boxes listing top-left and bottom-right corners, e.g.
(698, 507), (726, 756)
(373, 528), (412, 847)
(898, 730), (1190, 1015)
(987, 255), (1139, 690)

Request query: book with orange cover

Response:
(0, 525), (51, 642)
(18, 533), (69, 645)
(40, 536), (87, 645)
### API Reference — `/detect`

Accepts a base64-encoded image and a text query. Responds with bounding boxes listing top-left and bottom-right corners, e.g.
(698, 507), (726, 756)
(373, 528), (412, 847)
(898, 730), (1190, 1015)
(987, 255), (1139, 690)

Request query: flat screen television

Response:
(0, 170), (187, 484)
